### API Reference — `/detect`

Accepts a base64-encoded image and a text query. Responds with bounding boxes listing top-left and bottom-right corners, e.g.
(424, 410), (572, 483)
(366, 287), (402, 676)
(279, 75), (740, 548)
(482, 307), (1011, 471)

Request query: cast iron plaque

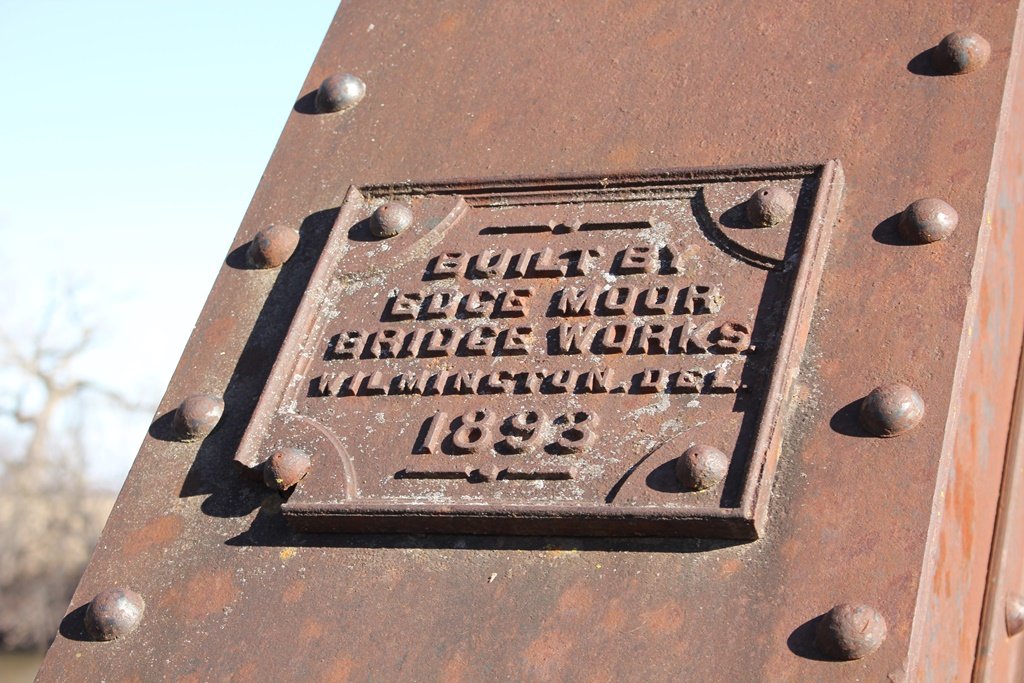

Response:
(236, 162), (843, 538)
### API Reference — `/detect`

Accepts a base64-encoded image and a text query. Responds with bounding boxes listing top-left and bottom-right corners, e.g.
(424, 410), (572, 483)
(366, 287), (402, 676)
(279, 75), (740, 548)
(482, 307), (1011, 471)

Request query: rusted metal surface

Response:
(973, 208), (1024, 680)
(930, 7), (1024, 679)
(37, 2), (1024, 680)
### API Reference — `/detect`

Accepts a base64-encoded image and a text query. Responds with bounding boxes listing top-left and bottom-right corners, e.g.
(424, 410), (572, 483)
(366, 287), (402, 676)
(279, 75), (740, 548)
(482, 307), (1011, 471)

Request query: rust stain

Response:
(554, 581), (595, 617)
(636, 600), (686, 636)
(299, 619), (325, 640)
(466, 108), (496, 139)
(719, 557), (743, 577)
(598, 598), (629, 633)
(325, 657), (355, 682)
(232, 660), (260, 683)
(160, 568), (238, 622)
(282, 579), (306, 604)
(119, 514), (183, 559)
(434, 11), (466, 35)
(606, 142), (640, 167)
(440, 652), (469, 682)
(522, 628), (575, 680)
(201, 314), (237, 348)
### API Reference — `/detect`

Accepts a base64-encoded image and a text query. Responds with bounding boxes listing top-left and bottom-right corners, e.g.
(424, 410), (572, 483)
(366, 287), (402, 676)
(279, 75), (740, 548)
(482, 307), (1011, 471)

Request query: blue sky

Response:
(0, 2), (338, 485)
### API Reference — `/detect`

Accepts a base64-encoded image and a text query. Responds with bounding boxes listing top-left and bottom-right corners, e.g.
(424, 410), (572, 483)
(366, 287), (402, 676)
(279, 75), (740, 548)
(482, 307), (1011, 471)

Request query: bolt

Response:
(898, 198), (958, 244)
(859, 383), (925, 437)
(1007, 594), (1024, 637)
(85, 588), (145, 641)
(675, 445), (729, 491)
(247, 225), (299, 269)
(263, 448), (311, 491)
(933, 31), (991, 75)
(172, 394), (224, 441)
(315, 73), (365, 113)
(371, 202), (414, 238)
(815, 603), (887, 660)
(746, 186), (795, 228)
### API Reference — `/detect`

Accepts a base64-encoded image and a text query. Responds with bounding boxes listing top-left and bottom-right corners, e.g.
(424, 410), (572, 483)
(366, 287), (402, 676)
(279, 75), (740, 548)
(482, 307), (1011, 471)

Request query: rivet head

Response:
(898, 198), (958, 244)
(172, 394), (224, 441)
(263, 448), (311, 491)
(315, 73), (365, 113)
(934, 31), (991, 75)
(675, 445), (729, 491)
(1007, 594), (1024, 637)
(815, 603), (887, 661)
(859, 383), (925, 437)
(372, 202), (414, 238)
(746, 186), (795, 228)
(247, 225), (299, 268)
(85, 588), (145, 641)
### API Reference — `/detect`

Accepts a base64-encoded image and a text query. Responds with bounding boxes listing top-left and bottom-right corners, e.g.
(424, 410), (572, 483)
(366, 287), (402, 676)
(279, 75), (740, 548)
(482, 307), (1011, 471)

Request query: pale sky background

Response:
(0, 1), (339, 486)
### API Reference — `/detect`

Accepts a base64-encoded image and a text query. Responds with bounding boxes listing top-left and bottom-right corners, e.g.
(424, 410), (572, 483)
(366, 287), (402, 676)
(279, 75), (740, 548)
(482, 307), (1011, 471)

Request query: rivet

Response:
(933, 31), (991, 75)
(314, 73), (366, 113)
(675, 445), (729, 491)
(746, 186), (795, 228)
(247, 225), (299, 268)
(372, 202), (414, 238)
(815, 603), (887, 661)
(859, 383), (925, 437)
(898, 198), (958, 244)
(172, 394), (224, 441)
(85, 588), (145, 641)
(263, 448), (311, 491)
(1007, 594), (1024, 637)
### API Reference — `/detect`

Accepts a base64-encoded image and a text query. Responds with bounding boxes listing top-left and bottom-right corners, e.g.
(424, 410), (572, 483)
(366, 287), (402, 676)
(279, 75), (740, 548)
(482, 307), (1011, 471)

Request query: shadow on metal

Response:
(907, 48), (943, 77)
(787, 614), (834, 662)
(830, 398), (873, 438)
(871, 213), (909, 247)
(292, 90), (319, 115)
(56, 605), (91, 643)
(223, 497), (750, 554)
(173, 208), (341, 521)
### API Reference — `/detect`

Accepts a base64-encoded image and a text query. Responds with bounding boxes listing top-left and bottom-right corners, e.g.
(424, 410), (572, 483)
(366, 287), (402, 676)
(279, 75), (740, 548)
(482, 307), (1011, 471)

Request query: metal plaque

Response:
(236, 162), (843, 537)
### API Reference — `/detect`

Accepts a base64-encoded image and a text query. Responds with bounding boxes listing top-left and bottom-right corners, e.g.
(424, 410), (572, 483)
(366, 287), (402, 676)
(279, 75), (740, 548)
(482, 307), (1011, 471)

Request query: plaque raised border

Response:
(235, 161), (843, 538)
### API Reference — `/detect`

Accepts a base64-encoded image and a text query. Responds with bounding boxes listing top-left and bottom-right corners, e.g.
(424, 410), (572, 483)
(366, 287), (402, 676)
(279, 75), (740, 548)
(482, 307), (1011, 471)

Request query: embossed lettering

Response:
(429, 252), (467, 278)
(463, 325), (499, 355)
(618, 245), (657, 274)
(424, 291), (459, 319)
(554, 323), (600, 354)
(601, 286), (639, 314)
(556, 285), (600, 316)
(495, 287), (534, 317)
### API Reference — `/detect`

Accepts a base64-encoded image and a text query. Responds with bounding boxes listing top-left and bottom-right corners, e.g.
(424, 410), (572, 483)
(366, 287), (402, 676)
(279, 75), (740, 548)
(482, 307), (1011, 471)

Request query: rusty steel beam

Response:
(37, 2), (1024, 680)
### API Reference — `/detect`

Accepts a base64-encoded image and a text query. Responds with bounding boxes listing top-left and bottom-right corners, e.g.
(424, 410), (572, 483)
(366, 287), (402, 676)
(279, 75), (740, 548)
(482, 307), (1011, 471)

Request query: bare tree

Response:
(0, 296), (147, 651)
